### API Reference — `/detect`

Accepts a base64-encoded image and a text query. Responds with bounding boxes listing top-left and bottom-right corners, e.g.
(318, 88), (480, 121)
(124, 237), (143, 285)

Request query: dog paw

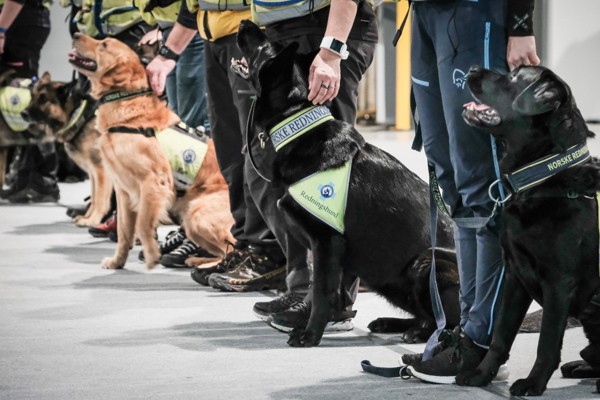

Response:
(367, 318), (394, 333)
(510, 378), (547, 396)
(75, 217), (95, 227)
(101, 257), (124, 269)
(561, 360), (600, 378)
(287, 327), (321, 347)
(456, 369), (494, 387)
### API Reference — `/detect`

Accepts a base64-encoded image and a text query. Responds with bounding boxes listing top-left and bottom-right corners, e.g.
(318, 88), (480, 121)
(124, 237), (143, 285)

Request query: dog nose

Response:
(469, 65), (481, 74)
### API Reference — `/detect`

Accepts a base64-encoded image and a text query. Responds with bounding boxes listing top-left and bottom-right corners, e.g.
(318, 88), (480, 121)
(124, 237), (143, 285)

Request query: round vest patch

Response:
(182, 149), (196, 164)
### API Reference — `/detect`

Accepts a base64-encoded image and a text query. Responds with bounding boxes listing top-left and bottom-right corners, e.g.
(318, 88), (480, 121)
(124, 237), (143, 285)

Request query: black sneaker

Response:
(207, 246), (286, 292)
(139, 228), (186, 262)
(407, 330), (487, 384)
(253, 292), (306, 321)
(190, 242), (249, 286)
(160, 239), (201, 268)
(400, 327), (461, 366)
(268, 301), (356, 333)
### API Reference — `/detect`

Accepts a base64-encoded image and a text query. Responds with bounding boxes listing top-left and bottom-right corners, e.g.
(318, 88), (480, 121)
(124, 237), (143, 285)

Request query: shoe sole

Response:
(405, 364), (509, 384)
(269, 319), (354, 334)
(406, 366), (456, 384)
(208, 267), (287, 292)
(253, 310), (271, 322)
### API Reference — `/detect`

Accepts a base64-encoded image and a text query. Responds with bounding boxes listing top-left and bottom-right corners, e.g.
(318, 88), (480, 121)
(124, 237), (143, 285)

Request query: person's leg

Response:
(174, 33), (208, 129)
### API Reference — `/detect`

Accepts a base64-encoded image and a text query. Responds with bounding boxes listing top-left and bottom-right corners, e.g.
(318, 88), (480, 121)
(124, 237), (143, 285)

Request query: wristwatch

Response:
(158, 44), (180, 61)
(320, 37), (349, 60)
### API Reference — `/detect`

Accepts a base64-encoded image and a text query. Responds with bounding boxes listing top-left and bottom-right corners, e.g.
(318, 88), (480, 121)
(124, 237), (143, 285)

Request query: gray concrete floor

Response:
(1, 127), (598, 400)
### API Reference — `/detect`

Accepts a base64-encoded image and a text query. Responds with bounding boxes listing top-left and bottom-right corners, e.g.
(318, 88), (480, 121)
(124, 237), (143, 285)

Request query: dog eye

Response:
(38, 94), (48, 103)
(101, 42), (108, 49)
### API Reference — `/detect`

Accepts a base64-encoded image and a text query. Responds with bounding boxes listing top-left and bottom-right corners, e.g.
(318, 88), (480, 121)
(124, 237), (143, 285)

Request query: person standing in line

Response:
(403, 0), (540, 383)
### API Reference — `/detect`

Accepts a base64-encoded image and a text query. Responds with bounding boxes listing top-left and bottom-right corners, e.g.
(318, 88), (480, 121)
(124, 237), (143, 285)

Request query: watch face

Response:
(330, 39), (344, 53)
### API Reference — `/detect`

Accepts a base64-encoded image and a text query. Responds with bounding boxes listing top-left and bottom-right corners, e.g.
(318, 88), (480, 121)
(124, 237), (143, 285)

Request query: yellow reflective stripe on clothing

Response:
(288, 160), (352, 234)
(197, 0), (249, 11)
(251, 0), (329, 25)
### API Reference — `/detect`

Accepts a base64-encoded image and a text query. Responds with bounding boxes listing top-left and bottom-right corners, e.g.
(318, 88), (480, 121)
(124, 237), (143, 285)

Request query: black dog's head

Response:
(463, 65), (594, 164)
(236, 20), (306, 102)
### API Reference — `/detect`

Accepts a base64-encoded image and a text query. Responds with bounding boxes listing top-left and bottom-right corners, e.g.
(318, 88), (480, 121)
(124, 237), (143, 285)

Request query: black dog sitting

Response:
(236, 20), (460, 347)
(457, 65), (600, 395)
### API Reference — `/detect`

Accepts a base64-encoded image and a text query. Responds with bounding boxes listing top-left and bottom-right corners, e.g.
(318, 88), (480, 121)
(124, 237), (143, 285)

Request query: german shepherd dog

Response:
(25, 72), (112, 227)
(236, 20), (460, 347)
(69, 33), (235, 269)
(456, 65), (600, 395)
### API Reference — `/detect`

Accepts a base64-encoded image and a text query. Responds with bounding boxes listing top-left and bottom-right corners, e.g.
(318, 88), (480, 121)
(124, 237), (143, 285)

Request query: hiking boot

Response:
(139, 228), (186, 262)
(207, 245), (286, 292)
(190, 243), (250, 286)
(160, 239), (212, 268)
(407, 330), (487, 384)
(253, 292), (306, 322)
(88, 213), (117, 238)
(268, 300), (356, 333)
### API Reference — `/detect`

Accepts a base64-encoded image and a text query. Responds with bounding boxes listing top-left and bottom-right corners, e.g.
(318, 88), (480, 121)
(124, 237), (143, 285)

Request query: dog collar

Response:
(99, 88), (153, 104)
(503, 143), (591, 194)
(56, 98), (97, 140)
(265, 105), (334, 151)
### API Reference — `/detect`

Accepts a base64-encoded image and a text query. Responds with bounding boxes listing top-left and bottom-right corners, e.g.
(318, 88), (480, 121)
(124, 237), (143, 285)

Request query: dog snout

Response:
(469, 65), (482, 75)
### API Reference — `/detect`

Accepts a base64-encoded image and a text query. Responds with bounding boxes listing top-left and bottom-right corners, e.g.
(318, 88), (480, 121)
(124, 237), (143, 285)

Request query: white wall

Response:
(545, 0), (600, 121)
(39, 4), (73, 82)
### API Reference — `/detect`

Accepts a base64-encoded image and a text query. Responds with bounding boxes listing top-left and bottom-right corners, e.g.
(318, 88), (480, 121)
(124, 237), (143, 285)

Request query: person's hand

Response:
(0, 34), (5, 54)
(308, 49), (341, 105)
(146, 55), (175, 95)
(138, 28), (162, 46)
(507, 36), (540, 70)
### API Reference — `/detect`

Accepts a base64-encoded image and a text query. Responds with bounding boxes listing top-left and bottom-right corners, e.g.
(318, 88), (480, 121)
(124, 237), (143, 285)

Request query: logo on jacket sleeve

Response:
(182, 149), (196, 164)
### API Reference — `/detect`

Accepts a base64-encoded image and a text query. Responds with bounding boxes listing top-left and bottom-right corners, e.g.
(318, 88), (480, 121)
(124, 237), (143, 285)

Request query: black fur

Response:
(456, 65), (600, 396)
(237, 20), (460, 347)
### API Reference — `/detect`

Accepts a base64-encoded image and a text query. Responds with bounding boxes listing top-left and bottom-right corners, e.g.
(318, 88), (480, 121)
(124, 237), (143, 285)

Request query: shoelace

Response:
(271, 292), (305, 309)
(171, 240), (198, 256)
(162, 229), (185, 249)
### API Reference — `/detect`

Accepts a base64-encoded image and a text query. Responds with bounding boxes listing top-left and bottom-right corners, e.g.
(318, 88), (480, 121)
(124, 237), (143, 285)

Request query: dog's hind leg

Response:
(102, 189), (136, 269)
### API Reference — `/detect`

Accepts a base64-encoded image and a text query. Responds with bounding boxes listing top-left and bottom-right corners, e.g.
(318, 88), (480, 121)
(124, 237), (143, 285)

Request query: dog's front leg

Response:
(509, 285), (573, 396)
(101, 189), (136, 269)
(290, 233), (344, 347)
(456, 272), (532, 387)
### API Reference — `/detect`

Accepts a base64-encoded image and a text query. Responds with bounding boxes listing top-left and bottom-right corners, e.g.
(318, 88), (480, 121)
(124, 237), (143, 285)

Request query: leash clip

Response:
(258, 132), (267, 149)
(488, 178), (512, 206)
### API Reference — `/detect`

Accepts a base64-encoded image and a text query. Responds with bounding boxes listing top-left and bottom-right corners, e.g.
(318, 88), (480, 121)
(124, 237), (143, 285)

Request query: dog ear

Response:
(39, 72), (52, 85)
(512, 70), (567, 116)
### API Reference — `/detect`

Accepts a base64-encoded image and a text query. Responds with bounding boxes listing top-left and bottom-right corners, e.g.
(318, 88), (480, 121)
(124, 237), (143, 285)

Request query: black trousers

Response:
(204, 34), (284, 261)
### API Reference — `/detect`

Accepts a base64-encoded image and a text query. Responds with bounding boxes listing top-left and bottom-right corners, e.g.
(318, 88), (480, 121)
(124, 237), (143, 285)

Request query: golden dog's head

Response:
(69, 33), (147, 99)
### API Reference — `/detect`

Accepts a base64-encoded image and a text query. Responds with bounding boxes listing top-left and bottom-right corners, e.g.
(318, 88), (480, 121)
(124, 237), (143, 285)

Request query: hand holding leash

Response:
(308, 49), (341, 105)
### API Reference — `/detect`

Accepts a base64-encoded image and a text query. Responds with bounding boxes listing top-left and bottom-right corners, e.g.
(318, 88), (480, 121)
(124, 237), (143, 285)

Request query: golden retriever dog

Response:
(25, 72), (112, 227)
(69, 33), (235, 269)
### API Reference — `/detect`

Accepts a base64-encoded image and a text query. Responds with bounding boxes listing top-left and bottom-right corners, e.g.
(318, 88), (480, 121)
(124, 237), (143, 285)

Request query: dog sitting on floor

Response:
(236, 20), (461, 347)
(69, 33), (235, 269)
(456, 65), (600, 396)
(24, 72), (113, 227)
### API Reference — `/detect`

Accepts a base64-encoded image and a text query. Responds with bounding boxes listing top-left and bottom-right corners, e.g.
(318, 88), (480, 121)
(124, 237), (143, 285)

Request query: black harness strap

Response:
(99, 88), (153, 104)
(107, 126), (156, 137)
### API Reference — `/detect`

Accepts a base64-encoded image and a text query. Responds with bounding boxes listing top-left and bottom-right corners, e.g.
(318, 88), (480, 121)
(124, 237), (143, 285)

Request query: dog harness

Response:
(107, 122), (209, 190)
(265, 105), (353, 233)
(57, 97), (98, 141)
(0, 79), (32, 132)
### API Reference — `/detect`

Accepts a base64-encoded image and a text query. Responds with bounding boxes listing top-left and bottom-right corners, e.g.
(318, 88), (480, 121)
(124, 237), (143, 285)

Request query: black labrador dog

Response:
(236, 20), (460, 347)
(457, 65), (600, 395)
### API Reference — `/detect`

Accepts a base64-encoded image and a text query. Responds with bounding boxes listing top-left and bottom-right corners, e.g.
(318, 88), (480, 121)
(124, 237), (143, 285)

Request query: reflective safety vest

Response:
(252, 0), (374, 26)
(251, 0), (330, 25)
(71, 0), (144, 38)
(0, 80), (32, 133)
(196, 0), (249, 11)
(157, 123), (209, 190)
(134, 0), (181, 29)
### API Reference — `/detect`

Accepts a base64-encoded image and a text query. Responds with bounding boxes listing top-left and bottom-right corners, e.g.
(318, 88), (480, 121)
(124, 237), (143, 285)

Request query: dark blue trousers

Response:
(411, 0), (508, 347)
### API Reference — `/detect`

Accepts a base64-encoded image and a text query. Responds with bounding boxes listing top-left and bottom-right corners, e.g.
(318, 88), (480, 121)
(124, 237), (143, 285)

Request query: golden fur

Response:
(70, 34), (234, 269)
